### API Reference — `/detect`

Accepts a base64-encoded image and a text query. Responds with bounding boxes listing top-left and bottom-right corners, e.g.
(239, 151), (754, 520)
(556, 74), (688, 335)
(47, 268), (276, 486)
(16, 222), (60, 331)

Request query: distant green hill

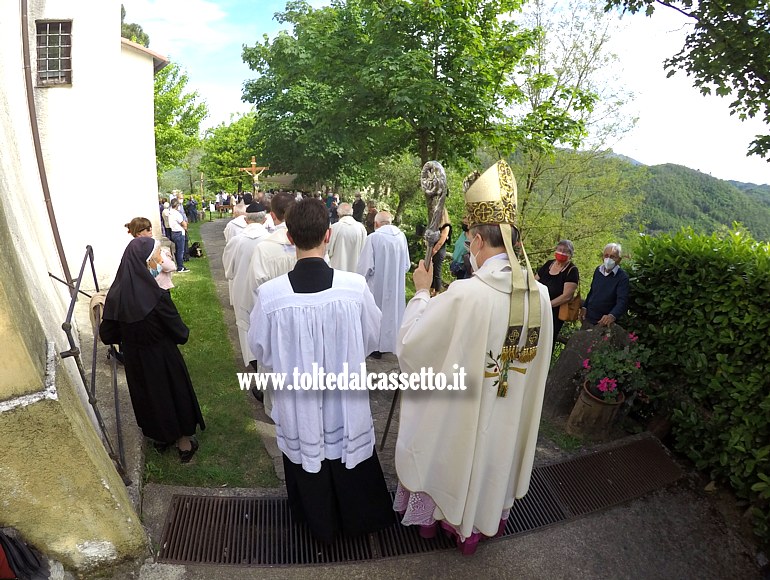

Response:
(639, 164), (770, 240)
(727, 180), (770, 207)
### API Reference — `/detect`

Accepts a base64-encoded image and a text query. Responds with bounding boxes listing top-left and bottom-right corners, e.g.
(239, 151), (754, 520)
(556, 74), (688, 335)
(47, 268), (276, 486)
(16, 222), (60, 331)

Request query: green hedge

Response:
(628, 227), (770, 544)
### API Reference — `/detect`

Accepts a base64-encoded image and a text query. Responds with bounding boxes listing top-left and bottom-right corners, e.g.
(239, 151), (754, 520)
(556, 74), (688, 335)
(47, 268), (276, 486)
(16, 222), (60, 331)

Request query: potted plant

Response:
(566, 329), (650, 439)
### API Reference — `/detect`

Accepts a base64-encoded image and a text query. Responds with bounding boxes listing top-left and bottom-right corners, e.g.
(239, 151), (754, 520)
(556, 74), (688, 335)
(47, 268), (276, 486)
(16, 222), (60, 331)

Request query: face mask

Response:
(554, 252), (569, 263)
(603, 258), (616, 270)
(150, 263), (162, 278)
(469, 251), (479, 273)
(469, 235), (480, 272)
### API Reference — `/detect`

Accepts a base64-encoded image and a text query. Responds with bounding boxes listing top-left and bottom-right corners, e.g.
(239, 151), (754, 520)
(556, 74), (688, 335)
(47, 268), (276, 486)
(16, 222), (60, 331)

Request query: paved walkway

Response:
(132, 217), (762, 579)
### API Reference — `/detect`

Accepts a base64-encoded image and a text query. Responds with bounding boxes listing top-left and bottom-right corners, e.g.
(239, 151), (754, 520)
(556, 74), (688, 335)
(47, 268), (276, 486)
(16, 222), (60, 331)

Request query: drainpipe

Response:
(20, 0), (74, 293)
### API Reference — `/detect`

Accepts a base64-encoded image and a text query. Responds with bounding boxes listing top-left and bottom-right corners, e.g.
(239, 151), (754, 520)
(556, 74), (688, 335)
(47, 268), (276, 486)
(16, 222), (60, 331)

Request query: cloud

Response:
(123, 0), (233, 55)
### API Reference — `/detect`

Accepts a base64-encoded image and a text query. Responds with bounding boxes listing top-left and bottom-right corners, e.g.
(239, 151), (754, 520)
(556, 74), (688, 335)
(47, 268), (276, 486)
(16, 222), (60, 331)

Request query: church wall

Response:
(0, 0), (149, 572)
(28, 0), (161, 289)
(118, 43), (165, 240)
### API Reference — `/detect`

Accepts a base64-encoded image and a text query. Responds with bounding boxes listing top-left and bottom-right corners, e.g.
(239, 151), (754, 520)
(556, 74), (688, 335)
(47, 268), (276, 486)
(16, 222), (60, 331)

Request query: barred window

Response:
(36, 21), (72, 86)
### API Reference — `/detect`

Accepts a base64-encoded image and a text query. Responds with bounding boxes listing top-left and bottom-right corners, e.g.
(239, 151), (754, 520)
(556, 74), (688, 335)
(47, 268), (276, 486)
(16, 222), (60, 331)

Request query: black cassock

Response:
(100, 293), (205, 443)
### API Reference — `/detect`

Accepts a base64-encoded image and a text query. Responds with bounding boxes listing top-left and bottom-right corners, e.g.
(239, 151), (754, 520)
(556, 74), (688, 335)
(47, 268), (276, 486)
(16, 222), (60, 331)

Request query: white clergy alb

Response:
(222, 222), (271, 366)
(223, 215), (247, 243)
(248, 269), (382, 473)
(357, 224), (410, 353)
(328, 216), (368, 272)
(395, 256), (553, 539)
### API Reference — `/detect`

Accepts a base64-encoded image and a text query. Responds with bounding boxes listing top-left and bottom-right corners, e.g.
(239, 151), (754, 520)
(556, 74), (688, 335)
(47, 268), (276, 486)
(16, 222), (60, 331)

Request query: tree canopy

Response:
(120, 5), (150, 47)
(199, 113), (261, 193)
(154, 63), (208, 175)
(243, 0), (606, 213)
(604, 0), (769, 160)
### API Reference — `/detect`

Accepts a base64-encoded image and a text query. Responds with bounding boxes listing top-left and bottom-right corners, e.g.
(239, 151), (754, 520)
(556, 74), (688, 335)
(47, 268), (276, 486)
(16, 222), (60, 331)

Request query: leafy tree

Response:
(120, 5), (150, 47)
(154, 63), (208, 175)
(243, 1), (591, 215)
(499, 0), (641, 266)
(604, 0), (770, 160)
(242, 1), (405, 185)
(511, 150), (646, 272)
(199, 114), (261, 194)
(371, 152), (423, 225)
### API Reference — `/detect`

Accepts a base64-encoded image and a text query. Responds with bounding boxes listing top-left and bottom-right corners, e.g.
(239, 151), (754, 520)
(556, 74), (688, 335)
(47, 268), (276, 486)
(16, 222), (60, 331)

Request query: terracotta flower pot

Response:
(566, 382), (625, 440)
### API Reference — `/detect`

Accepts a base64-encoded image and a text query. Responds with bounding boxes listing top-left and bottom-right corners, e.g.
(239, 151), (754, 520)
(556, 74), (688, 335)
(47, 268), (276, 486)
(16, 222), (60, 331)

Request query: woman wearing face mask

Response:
(535, 240), (579, 345)
(125, 217), (176, 290)
(580, 242), (629, 328)
(100, 236), (205, 463)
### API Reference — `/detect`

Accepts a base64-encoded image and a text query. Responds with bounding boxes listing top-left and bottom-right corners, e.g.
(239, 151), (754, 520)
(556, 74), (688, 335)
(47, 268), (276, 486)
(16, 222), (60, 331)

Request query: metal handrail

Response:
(50, 245), (131, 485)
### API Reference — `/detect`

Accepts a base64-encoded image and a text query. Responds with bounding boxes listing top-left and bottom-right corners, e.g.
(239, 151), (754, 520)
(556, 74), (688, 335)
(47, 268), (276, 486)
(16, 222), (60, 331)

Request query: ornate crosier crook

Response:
(420, 161), (448, 271)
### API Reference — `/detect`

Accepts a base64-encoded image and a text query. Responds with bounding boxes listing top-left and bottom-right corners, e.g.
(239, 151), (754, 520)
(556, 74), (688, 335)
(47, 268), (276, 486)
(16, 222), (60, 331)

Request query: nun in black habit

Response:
(100, 236), (205, 462)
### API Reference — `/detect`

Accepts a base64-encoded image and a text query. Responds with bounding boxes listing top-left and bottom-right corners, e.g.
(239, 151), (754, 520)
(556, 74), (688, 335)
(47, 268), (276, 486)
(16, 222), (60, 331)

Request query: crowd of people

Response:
(102, 162), (631, 554)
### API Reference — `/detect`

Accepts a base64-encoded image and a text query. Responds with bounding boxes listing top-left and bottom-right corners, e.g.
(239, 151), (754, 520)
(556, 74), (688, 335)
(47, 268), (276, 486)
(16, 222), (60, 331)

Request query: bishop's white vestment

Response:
(222, 222), (270, 366)
(328, 216), (368, 272)
(395, 255), (553, 539)
(357, 224), (410, 353)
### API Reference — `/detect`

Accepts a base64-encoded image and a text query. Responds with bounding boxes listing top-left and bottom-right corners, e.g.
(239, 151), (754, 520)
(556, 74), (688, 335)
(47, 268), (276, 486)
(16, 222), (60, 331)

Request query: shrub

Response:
(628, 227), (770, 545)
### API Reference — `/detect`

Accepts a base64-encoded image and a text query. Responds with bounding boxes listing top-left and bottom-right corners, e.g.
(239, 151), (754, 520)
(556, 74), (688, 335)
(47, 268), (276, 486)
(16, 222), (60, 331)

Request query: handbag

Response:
(558, 265), (581, 322)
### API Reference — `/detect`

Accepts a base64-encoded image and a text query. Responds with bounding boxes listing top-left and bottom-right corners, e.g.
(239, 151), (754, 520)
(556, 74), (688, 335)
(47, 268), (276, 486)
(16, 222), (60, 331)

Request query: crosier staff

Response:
(420, 161), (448, 271)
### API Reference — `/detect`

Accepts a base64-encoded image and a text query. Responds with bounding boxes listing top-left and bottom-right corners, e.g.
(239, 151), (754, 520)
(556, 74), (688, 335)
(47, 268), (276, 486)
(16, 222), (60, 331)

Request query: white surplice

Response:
(248, 270), (382, 472)
(223, 222), (271, 366)
(244, 224), (297, 414)
(328, 216), (368, 272)
(395, 256), (553, 538)
(223, 215), (247, 243)
(357, 225), (410, 353)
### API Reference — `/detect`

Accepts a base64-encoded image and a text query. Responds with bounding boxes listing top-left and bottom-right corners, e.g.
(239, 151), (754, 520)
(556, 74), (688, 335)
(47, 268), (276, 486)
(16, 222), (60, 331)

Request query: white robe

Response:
(223, 222), (270, 366)
(248, 270), (382, 472)
(395, 256), (553, 538)
(223, 215), (247, 243)
(328, 216), (367, 272)
(245, 224), (297, 414)
(357, 224), (410, 353)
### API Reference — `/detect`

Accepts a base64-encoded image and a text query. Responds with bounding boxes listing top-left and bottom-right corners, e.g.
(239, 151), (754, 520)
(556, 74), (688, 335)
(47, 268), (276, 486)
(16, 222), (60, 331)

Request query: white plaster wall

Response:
(118, 43), (164, 240)
(0, 1), (96, 423)
(29, 0), (160, 288)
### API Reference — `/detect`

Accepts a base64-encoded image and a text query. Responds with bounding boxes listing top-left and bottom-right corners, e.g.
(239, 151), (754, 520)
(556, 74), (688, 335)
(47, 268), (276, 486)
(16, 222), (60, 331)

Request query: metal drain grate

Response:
(157, 437), (683, 566)
(539, 437), (685, 517)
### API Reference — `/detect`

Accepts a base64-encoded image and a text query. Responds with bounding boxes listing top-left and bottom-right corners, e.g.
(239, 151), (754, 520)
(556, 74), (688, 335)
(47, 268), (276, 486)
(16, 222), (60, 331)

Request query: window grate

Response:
(36, 21), (72, 86)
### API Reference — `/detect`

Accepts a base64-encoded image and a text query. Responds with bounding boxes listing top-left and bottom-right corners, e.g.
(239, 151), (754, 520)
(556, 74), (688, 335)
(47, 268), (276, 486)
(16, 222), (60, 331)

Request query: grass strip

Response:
(144, 219), (280, 488)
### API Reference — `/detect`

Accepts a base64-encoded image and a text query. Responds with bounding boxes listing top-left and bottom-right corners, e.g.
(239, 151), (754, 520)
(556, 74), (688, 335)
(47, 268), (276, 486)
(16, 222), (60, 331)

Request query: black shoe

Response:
(251, 386), (264, 403)
(178, 438), (199, 463)
(370, 351), (382, 359)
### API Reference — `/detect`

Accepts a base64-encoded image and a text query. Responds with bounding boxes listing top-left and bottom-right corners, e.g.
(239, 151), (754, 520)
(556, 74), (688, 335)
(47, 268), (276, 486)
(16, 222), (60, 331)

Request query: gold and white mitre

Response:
(463, 160), (541, 367)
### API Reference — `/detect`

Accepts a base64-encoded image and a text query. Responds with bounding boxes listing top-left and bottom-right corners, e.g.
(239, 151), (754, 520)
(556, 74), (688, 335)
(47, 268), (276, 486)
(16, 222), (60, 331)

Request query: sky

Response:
(122, 0), (769, 185)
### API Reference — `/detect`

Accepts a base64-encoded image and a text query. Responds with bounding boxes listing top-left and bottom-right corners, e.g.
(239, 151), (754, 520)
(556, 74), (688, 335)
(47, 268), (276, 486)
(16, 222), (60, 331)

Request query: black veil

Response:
(103, 237), (164, 323)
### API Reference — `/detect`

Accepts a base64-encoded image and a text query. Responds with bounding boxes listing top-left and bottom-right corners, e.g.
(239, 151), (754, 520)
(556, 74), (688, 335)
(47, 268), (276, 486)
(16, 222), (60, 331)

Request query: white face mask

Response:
(469, 235), (480, 272)
(603, 257), (616, 270)
(469, 251), (480, 273)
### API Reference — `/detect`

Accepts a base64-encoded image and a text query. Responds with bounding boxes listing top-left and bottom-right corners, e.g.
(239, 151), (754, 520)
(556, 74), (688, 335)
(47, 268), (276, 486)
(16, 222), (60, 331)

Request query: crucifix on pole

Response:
(238, 156), (268, 196)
